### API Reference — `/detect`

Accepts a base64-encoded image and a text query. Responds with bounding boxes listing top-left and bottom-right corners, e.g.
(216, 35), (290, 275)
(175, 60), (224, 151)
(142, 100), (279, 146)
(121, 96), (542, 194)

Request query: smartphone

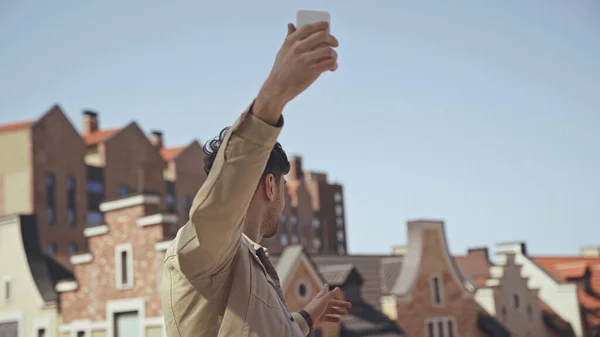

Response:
(296, 10), (331, 32)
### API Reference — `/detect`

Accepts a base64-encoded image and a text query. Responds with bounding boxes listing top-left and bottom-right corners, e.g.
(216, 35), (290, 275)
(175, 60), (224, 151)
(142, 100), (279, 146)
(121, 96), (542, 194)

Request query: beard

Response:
(262, 205), (280, 239)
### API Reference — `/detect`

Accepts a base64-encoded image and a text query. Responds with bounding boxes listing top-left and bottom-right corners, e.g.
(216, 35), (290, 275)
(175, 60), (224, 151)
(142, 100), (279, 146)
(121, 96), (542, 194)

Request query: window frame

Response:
(115, 243), (134, 290)
(429, 273), (445, 307)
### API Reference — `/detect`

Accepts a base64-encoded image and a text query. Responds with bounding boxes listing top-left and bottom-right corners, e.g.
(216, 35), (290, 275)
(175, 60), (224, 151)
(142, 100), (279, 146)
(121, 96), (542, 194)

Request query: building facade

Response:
(56, 193), (175, 337)
(0, 106), (88, 267)
(0, 214), (73, 337)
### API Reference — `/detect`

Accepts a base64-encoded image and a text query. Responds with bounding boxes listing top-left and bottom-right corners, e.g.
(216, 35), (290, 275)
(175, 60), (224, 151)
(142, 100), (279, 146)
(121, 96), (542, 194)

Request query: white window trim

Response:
(115, 243), (134, 290)
(0, 311), (23, 337)
(2, 276), (13, 303)
(294, 278), (313, 302)
(69, 319), (92, 337)
(33, 317), (51, 337)
(424, 316), (457, 337)
(106, 297), (145, 337)
(429, 273), (444, 307)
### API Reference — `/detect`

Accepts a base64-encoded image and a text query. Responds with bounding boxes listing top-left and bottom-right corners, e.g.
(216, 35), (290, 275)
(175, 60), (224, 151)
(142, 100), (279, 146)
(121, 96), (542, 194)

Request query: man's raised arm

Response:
(176, 21), (339, 280)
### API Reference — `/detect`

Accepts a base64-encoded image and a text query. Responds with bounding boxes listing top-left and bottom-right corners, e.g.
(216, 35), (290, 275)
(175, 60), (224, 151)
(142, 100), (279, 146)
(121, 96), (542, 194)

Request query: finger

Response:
(330, 299), (352, 309)
(297, 31), (339, 52)
(316, 284), (328, 297)
(326, 307), (348, 316)
(287, 23), (297, 36)
(305, 47), (337, 65)
(323, 314), (342, 323)
(314, 59), (338, 73)
(327, 287), (345, 300)
(290, 21), (329, 41)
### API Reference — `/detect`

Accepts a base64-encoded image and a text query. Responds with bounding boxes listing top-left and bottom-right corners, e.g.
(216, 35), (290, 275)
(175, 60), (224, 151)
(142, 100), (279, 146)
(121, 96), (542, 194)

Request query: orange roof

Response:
(0, 120), (34, 133)
(534, 256), (600, 327)
(81, 128), (120, 145)
(160, 146), (186, 161)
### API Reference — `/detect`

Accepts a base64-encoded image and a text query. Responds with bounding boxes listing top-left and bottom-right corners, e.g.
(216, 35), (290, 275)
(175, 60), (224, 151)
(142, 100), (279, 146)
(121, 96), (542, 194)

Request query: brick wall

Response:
(172, 142), (205, 232)
(103, 123), (165, 203)
(60, 199), (169, 323)
(396, 228), (484, 337)
(31, 106), (88, 266)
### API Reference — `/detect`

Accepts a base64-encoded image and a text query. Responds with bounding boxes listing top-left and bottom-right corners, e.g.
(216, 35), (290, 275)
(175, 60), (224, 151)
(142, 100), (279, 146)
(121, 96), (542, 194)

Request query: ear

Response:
(263, 173), (277, 201)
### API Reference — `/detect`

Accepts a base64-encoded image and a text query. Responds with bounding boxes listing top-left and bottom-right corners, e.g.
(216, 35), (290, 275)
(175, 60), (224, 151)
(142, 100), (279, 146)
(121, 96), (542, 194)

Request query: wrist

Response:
(253, 83), (286, 126)
(298, 309), (314, 332)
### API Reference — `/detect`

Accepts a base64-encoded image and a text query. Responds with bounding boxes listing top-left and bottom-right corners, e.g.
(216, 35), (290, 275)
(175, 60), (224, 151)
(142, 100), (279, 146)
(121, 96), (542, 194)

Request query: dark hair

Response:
(203, 127), (290, 182)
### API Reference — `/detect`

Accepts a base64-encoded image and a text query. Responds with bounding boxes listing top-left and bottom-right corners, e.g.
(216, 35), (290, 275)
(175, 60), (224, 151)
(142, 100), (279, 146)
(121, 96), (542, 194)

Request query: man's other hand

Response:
(254, 21), (339, 125)
(304, 284), (352, 329)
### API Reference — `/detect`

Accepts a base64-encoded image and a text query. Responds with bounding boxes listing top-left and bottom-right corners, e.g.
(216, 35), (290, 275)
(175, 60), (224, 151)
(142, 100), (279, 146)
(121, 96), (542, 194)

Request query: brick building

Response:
(56, 193), (175, 337)
(81, 111), (166, 227)
(387, 220), (510, 337)
(455, 248), (575, 337)
(153, 132), (206, 235)
(0, 105), (88, 267)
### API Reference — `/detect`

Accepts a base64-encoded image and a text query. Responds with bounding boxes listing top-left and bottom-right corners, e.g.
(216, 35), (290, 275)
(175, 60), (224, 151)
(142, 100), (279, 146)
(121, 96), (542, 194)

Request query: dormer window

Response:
(430, 274), (444, 306)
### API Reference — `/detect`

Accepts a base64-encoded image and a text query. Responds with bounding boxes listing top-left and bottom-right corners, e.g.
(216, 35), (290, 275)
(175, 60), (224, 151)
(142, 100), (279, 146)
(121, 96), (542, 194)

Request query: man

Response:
(160, 21), (352, 337)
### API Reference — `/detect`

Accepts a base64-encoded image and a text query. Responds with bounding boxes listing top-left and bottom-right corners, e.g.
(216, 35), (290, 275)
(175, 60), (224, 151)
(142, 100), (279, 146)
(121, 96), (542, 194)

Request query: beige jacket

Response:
(160, 106), (310, 337)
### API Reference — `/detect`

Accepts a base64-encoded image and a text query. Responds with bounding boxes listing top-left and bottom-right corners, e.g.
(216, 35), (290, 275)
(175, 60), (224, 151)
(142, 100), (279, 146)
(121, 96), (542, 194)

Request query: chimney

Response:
(288, 156), (303, 180)
(581, 246), (600, 257)
(82, 110), (99, 134)
(150, 130), (163, 149)
(467, 247), (490, 261)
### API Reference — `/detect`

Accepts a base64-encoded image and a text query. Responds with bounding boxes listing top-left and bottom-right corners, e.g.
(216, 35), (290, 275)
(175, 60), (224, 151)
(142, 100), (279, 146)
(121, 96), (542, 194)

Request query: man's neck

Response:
(243, 202), (264, 243)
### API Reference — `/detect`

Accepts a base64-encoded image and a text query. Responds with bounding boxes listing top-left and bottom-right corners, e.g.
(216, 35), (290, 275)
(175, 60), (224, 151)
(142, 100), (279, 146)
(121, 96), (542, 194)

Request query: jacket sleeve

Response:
(292, 312), (311, 336)
(176, 103), (283, 280)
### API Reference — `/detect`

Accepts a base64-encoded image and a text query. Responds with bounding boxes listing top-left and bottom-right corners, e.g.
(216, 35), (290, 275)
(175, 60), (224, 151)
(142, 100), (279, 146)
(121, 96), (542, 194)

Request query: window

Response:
(280, 215), (287, 224)
(312, 218), (321, 228)
(67, 176), (76, 227)
(45, 172), (55, 225)
(425, 317), (457, 337)
(77, 331), (85, 337)
(87, 211), (104, 226)
(337, 244), (345, 254)
(68, 242), (78, 255)
(87, 180), (104, 193)
(47, 243), (57, 256)
(527, 305), (533, 321)
(336, 217), (344, 228)
(334, 205), (343, 216)
(295, 279), (311, 301)
(37, 328), (46, 337)
(165, 182), (176, 213)
(334, 192), (342, 203)
(291, 234), (299, 244)
(427, 322), (434, 337)
(313, 238), (321, 249)
(280, 233), (288, 245)
(430, 275), (444, 306)
(513, 294), (520, 309)
(117, 185), (129, 197)
(337, 230), (344, 241)
(501, 307), (507, 321)
(290, 216), (298, 225)
(115, 244), (133, 289)
(3, 278), (12, 302)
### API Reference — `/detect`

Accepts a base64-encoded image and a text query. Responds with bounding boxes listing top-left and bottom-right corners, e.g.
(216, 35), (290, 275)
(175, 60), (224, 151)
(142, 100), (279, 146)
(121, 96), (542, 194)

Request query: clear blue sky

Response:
(1, 1), (599, 256)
